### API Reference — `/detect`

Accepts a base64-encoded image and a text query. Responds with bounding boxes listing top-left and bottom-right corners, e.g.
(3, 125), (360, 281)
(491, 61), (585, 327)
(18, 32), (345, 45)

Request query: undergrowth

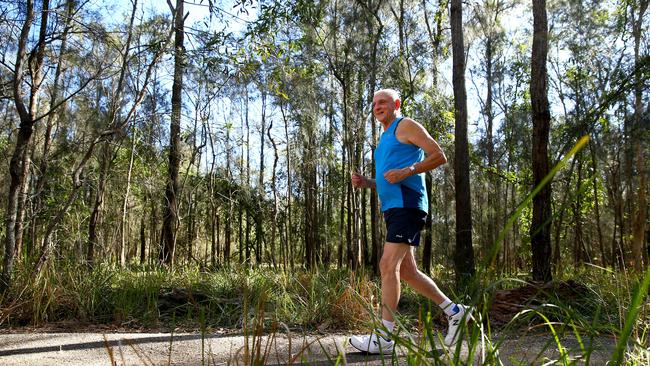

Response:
(0, 261), (648, 364)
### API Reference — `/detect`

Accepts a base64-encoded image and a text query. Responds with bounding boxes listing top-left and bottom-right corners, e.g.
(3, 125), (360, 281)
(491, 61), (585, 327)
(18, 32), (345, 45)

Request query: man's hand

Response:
(383, 167), (411, 184)
(352, 173), (373, 189)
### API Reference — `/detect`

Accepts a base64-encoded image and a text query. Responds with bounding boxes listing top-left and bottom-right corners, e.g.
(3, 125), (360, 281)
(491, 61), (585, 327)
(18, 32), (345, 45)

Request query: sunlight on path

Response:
(0, 331), (615, 365)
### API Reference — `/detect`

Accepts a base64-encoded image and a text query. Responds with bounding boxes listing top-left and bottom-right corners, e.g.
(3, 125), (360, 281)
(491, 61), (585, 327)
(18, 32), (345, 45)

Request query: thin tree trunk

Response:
(589, 143), (606, 267)
(120, 128), (138, 267)
(268, 107), (279, 268)
(362, 0), (383, 276)
(87, 143), (112, 264)
(450, 0), (476, 286)
(631, 0), (648, 272)
(32, 0), (74, 258)
(530, 0), (553, 282)
(280, 103), (293, 269)
(160, 0), (185, 266)
(2, 0), (39, 290)
(13, 0), (50, 262)
(485, 36), (496, 262)
(572, 155), (586, 266)
(140, 216), (146, 265)
(553, 158), (577, 271)
(422, 173), (433, 274)
(421, 0), (446, 273)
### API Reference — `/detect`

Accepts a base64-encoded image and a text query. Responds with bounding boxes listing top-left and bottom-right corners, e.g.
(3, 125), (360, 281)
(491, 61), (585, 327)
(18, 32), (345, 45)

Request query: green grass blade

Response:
(609, 267), (650, 365)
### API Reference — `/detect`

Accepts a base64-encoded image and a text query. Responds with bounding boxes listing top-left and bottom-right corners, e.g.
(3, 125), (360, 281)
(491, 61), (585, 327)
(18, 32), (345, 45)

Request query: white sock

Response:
(378, 319), (394, 338)
(439, 298), (459, 317)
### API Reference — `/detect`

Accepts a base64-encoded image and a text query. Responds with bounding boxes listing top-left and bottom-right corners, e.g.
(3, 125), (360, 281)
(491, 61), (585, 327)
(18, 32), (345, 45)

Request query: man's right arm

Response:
(352, 173), (376, 189)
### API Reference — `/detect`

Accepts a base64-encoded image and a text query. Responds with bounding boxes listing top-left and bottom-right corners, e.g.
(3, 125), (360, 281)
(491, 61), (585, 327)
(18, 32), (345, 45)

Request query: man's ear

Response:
(395, 99), (401, 110)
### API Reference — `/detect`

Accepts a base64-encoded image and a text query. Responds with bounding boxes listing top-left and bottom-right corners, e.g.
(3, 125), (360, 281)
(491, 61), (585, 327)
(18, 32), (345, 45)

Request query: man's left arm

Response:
(404, 119), (447, 174)
(383, 119), (447, 184)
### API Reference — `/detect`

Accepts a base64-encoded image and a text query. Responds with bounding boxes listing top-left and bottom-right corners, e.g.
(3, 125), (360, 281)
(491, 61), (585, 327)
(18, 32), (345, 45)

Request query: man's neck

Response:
(381, 114), (400, 130)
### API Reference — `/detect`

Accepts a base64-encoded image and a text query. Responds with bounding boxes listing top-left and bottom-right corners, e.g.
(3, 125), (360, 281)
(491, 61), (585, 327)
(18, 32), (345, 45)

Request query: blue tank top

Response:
(374, 117), (428, 213)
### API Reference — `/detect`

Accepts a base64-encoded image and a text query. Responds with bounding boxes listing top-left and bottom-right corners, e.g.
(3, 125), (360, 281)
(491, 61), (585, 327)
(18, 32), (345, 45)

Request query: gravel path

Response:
(0, 330), (617, 365)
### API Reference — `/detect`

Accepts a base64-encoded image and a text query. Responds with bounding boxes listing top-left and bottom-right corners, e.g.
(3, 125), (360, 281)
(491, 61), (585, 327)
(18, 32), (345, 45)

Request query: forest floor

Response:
(0, 325), (617, 365)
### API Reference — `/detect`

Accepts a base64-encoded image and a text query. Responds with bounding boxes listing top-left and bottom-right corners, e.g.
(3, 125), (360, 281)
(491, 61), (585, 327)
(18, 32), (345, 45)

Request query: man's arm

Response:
(352, 173), (376, 189)
(383, 118), (447, 184)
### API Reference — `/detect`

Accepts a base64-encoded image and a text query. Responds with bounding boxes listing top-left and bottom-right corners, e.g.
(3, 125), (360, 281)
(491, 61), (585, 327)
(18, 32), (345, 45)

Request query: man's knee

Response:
(379, 256), (399, 278)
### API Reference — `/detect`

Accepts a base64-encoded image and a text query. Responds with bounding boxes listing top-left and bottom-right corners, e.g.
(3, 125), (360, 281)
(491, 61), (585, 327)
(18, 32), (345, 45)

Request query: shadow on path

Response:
(0, 333), (223, 357)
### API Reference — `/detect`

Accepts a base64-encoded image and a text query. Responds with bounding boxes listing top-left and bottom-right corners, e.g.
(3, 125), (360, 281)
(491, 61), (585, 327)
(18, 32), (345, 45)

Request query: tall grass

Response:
(0, 261), (377, 331)
(0, 260), (647, 364)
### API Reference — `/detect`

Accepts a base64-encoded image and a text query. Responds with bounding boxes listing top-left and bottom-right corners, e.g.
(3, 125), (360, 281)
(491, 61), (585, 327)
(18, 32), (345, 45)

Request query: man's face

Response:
(372, 92), (399, 123)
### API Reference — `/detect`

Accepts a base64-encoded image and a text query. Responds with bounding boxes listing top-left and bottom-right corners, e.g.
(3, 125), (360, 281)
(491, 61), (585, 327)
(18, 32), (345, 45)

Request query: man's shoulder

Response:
(396, 118), (425, 134)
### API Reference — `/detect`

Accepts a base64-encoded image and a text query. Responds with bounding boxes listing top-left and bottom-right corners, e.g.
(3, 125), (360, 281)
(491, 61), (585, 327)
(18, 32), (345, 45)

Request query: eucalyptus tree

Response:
(160, 0), (186, 266)
(188, 24), (234, 267)
(629, 0), (648, 272)
(356, 0), (384, 273)
(33, 9), (173, 273)
(315, 0), (366, 269)
(547, 0), (645, 269)
(2, 0), (52, 288)
(530, 0), (552, 282)
(470, 0), (517, 260)
(419, 0), (451, 274)
(30, 0), (75, 258)
(87, 0), (141, 265)
(1, 0), (105, 288)
(450, 0), (476, 285)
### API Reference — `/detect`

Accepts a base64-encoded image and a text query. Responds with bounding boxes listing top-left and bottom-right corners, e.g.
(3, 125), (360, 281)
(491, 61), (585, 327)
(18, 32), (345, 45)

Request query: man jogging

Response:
(349, 88), (470, 354)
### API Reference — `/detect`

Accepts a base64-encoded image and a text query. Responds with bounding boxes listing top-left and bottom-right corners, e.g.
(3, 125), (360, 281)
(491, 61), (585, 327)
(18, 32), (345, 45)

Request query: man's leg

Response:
(398, 247), (447, 304)
(379, 242), (411, 322)
(399, 247), (470, 347)
(349, 241), (408, 354)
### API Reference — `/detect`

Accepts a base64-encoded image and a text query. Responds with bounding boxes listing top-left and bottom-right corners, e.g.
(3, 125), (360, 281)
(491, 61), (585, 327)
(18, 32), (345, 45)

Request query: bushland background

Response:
(0, 0), (648, 364)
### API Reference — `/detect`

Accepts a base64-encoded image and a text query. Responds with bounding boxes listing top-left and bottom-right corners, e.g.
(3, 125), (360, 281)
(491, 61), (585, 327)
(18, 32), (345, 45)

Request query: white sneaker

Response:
(349, 332), (394, 354)
(444, 304), (472, 347)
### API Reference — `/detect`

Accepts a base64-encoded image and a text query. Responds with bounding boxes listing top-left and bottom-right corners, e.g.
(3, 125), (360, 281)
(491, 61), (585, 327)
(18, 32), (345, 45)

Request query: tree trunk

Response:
(32, 0), (75, 258)
(421, 0), (446, 273)
(268, 103), (279, 268)
(530, 0), (553, 282)
(1, 0), (42, 290)
(13, 0), (50, 262)
(572, 155), (586, 266)
(422, 173), (434, 274)
(87, 143), (112, 264)
(120, 128), (138, 267)
(450, 0), (476, 286)
(160, 0), (185, 266)
(363, 0), (383, 276)
(140, 216), (146, 265)
(553, 157), (576, 271)
(631, 0), (648, 272)
(280, 103), (293, 269)
(589, 143), (606, 267)
(485, 37), (496, 262)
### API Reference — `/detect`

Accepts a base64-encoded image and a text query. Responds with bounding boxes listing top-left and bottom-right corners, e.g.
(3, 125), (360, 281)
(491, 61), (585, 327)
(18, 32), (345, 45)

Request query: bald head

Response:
(373, 88), (402, 126)
(374, 89), (401, 104)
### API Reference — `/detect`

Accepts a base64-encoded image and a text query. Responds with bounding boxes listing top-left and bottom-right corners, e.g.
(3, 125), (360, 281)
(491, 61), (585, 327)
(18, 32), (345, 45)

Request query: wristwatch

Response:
(408, 164), (416, 174)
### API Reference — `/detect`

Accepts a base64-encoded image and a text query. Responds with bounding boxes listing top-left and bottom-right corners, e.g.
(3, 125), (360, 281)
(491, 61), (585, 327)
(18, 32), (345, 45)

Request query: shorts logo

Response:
(395, 234), (403, 238)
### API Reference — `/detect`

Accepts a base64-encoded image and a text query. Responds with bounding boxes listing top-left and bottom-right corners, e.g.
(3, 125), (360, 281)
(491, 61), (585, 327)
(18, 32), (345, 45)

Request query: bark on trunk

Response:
(631, 0), (648, 272)
(450, 0), (476, 286)
(160, 0), (185, 266)
(2, 0), (40, 290)
(120, 128), (137, 266)
(530, 0), (553, 282)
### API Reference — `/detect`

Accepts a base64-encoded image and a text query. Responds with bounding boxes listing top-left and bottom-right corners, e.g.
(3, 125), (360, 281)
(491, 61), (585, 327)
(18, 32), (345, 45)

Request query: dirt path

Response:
(0, 330), (617, 365)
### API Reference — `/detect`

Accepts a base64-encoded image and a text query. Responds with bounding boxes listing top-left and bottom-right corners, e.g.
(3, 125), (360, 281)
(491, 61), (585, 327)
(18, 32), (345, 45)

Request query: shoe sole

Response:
(348, 337), (394, 355)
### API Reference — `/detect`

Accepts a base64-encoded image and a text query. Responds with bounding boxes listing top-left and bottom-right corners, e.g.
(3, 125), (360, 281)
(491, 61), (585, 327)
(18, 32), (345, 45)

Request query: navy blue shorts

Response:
(383, 208), (428, 246)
